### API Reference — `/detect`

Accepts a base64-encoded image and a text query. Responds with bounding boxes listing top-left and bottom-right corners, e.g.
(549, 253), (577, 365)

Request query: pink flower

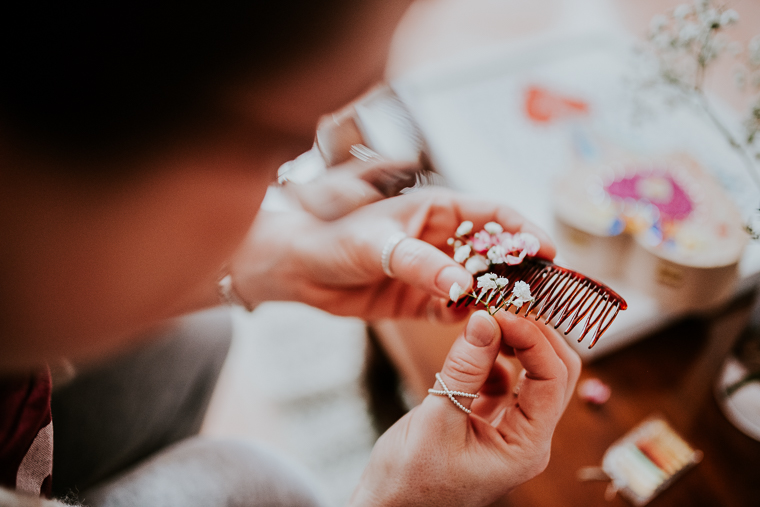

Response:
(472, 231), (494, 253)
(505, 251), (527, 265)
(501, 232), (541, 265)
(498, 232), (515, 252)
(522, 233), (541, 256)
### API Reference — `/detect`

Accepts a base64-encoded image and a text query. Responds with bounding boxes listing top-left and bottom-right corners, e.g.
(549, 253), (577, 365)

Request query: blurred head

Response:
(0, 0), (414, 370)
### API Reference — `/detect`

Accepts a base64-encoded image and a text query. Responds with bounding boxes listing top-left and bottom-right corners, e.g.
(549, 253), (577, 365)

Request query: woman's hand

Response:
(229, 188), (555, 321)
(350, 310), (581, 507)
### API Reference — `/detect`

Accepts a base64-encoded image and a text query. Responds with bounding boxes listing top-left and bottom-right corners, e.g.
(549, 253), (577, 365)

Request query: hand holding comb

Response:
(446, 221), (627, 348)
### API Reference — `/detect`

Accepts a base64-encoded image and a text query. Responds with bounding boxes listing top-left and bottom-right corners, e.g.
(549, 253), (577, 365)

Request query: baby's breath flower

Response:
(454, 244), (472, 263)
(720, 9), (739, 26)
(483, 221), (504, 235)
(449, 282), (464, 302)
(511, 281), (534, 308)
(649, 14), (668, 35)
(477, 273), (499, 291)
(465, 255), (489, 274)
(699, 8), (720, 28)
(694, 0), (710, 14)
(446, 237), (454, 246)
(734, 67), (746, 90)
(496, 277), (509, 288)
(674, 4), (692, 20)
(456, 220), (473, 236)
(749, 36), (760, 65)
(487, 245), (507, 264)
(678, 23), (700, 45)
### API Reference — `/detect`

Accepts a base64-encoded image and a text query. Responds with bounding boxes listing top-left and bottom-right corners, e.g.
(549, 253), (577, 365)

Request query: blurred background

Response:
(202, 1), (760, 506)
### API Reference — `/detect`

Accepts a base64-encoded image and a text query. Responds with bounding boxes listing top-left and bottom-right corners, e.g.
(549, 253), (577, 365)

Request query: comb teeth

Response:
(447, 258), (627, 348)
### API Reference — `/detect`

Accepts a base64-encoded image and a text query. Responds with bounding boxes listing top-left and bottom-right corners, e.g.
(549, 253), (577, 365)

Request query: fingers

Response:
(536, 324), (581, 410)
(289, 174), (385, 220)
(433, 311), (501, 417)
(470, 355), (520, 423)
(356, 160), (420, 198)
(424, 297), (472, 324)
(389, 236), (473, 300)
(492, 311), (567, 426)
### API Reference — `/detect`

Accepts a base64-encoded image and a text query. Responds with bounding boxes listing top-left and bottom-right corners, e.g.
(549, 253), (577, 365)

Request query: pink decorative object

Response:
(604, 171), (694, 222)
(577, 378), (611, 405)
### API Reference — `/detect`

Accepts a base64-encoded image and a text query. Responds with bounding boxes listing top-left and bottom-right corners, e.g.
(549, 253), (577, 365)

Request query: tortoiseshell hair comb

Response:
(447, 258), (628, 348)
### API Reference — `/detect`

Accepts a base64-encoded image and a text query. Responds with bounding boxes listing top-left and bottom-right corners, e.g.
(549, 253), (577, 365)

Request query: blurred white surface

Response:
(203, 304), (374, 507)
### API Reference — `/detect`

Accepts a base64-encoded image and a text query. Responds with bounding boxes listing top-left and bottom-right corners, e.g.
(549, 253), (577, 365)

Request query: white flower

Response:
(483, 221), (504, 235)
(446, 237), (454, 246)
(652, 32), (674, 49)
(674, 4), (692, 20)
(749, 36), (760, 65)
(649, 14), (668, 34)
(734, 67), (746, 90)
(456, 220), (473, 236)
(477, 273), (499, 291)
(511, 281), (533, 308)
(694, 0), (710, 14)
(699, 8), (720, 27)
(678, 23), (700, 44)
(453, 244), (472, 263)
(496, 277), (509, 288)
(720, 9), (739, 26)
(487, 245), (506, 264)
(465, 255), (489, 274)
(449, 282), (464, 302)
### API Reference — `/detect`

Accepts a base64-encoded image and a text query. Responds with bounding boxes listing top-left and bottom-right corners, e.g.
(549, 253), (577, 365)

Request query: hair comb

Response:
(447, 257), (627, 348)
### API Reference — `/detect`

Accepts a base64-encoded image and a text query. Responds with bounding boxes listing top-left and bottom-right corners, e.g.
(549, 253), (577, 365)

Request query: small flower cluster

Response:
(738, 36), (760, 147)
(449, 275), (534, 316)
(447, 221), (541, 275)
(447, 220), (539, 315)
(642, 0), (760, 194)
(648, 1), (739, 72)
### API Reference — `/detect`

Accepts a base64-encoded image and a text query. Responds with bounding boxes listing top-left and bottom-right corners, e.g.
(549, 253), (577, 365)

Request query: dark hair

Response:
(0, 1), (352, 168)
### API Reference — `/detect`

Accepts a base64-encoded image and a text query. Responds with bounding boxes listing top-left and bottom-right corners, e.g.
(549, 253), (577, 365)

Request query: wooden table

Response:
(505, 301), (760, 507)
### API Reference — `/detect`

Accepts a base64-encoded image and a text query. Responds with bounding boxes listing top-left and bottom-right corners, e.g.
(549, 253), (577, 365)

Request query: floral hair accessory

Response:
(450, 275), (533, 315)
(447, 220), (540, 315)
(450, 220), (541, 273)
(449, 282), (465, 302)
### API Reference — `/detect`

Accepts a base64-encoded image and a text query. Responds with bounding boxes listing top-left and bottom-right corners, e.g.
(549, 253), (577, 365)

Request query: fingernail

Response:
(436, 266), (472, 297)
(465, 310), (499, 347)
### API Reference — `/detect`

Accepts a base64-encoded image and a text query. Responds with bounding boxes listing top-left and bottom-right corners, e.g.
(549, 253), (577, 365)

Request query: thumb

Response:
(431, 311), (501, 416)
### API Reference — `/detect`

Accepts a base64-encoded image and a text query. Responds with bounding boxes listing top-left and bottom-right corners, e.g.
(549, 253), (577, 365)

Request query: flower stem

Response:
(693, 90), (760, 192)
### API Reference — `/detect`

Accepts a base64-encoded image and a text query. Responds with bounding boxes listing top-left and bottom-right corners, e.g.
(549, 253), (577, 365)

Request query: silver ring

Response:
(381, 231), (407, 278)
(428, 372), (478, 414)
